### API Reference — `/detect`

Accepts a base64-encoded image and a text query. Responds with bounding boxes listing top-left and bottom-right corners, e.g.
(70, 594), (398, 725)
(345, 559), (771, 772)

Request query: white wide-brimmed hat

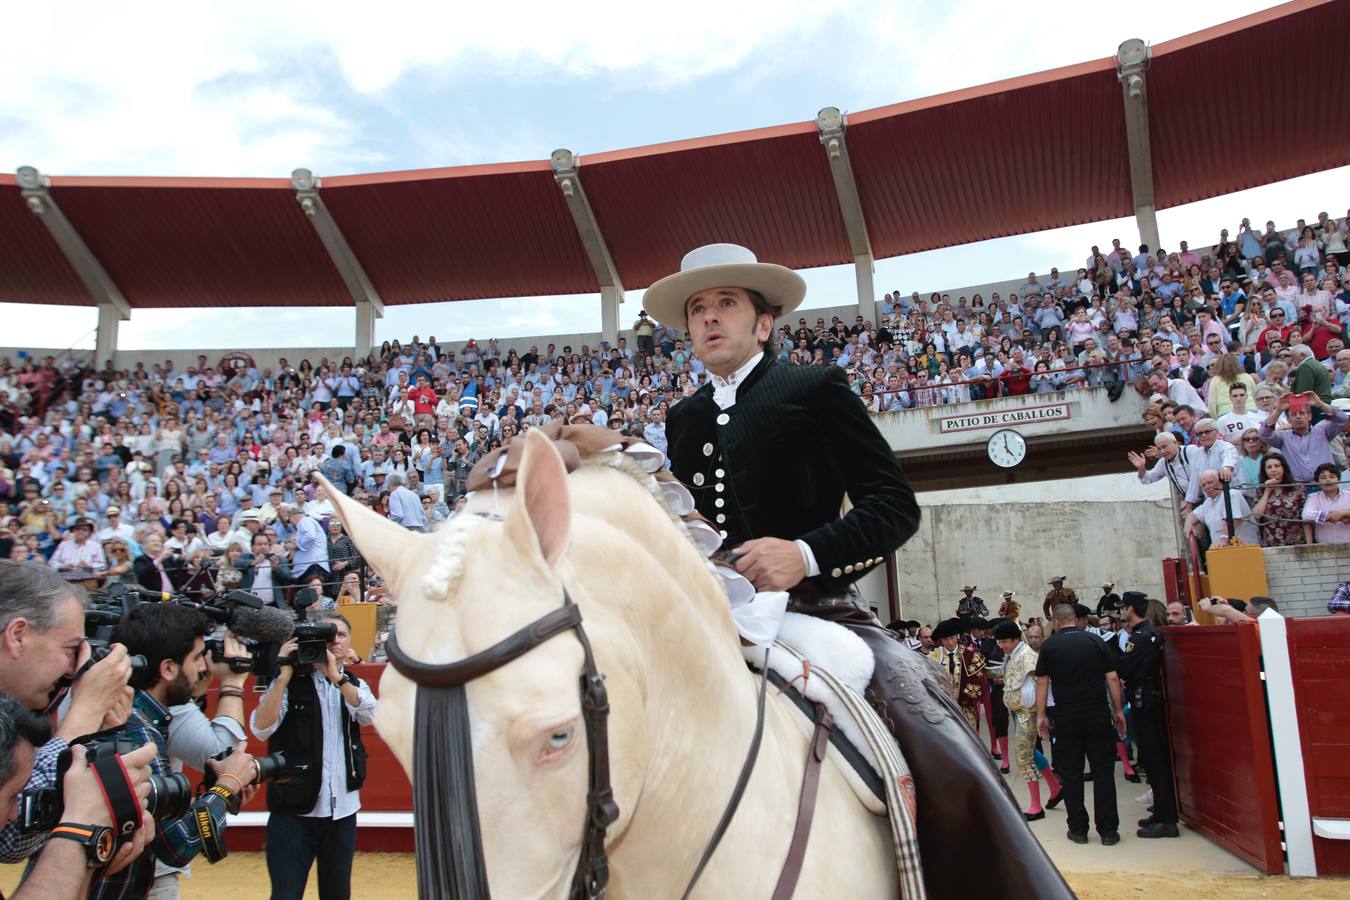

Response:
(642, 243), (806, 331)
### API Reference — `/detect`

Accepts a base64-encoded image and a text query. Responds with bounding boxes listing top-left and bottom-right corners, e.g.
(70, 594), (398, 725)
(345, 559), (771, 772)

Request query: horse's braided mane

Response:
(420, 448), (702, 602)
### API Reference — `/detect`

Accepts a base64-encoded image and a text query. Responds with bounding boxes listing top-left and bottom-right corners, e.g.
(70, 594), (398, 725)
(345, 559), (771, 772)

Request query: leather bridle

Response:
(385, 594), (617, 900)
(384, 584), (816, 900)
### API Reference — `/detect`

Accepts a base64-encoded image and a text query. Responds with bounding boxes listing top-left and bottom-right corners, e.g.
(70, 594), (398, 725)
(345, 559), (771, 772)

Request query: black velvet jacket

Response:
(667, 354), (919, 593)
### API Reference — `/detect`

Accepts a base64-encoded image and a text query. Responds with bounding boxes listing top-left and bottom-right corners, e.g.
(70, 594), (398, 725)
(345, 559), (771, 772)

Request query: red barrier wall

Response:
(200, 663), (414, 852)
(1162, 623), (1283, 873)
(1285, 616), (1350, 877)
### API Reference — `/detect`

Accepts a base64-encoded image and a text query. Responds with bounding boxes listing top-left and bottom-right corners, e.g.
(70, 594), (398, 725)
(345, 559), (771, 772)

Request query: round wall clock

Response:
(987, 429), (1027, 468)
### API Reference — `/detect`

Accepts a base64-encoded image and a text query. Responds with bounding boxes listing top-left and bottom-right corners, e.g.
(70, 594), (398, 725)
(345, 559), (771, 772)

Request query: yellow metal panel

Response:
(336, 602), (379, 662)
(1205, 543), (1269, 604)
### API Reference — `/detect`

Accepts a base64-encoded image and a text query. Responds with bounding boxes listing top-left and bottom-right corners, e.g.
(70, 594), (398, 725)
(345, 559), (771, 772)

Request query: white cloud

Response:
(4, 1), (1345, 352)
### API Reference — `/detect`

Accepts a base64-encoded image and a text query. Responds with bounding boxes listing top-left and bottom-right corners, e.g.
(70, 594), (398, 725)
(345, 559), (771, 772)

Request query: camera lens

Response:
(254, 752), (305, 785)
(145, 772), (192, 821)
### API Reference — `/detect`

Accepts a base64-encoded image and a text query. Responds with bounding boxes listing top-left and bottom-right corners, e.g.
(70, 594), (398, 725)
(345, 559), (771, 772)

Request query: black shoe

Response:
(1124, 772), (1142, 783)
(1024, 810), (1045, 822)
(1137, 822), (1180, 839)
(1046, 792), (1064, 809)
(1100, 832), (1121, 846)
(1066, 831), (1089, 845)
(1001, 766), (1010, 774)
(992, 750), (1002, 760)
(1138, 816), (1156, 828)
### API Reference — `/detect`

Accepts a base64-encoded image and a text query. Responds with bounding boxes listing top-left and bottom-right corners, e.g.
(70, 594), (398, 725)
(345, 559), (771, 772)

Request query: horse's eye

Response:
(547, 728), (574, 751)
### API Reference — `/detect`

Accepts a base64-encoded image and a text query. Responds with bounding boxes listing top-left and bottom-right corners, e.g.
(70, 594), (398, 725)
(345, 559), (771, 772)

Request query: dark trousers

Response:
(266, 812), (358, 900)
(992, 686), (1009, 738)
(1051, 709), (1119, 836)
(1134, 702), (1178, 824)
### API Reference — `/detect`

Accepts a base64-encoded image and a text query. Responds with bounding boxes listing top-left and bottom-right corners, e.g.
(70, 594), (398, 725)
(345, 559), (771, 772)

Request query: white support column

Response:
(816, 108), (878, 325)
(600, 285), (621, 348)
(1258, 609), (1317, 877)
(550, 150), (626, 341)
(355, 299), (378, 358)
(291, 169), (384, 355)
(94, 303), (121, 368)
(1115, 40), (1161, 253)
(16, 166), (130, 363)
(854, 253), (877, 326)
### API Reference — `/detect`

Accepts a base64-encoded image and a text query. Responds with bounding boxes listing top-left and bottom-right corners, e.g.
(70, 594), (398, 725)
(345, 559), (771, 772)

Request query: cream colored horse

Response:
(322, 429), (895, 898)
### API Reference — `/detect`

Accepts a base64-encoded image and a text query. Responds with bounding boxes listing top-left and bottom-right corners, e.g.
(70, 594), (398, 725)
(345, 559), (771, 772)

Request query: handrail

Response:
(859, 356), (1137, 406)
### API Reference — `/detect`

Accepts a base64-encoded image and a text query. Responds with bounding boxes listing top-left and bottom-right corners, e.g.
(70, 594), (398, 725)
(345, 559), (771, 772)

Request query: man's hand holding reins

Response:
(732, 537), (806, 592)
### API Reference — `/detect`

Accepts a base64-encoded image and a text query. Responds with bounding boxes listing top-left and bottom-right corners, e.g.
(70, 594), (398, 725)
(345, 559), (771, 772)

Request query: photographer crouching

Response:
(85, 602), (261, 897)
(0, 560), (159, 895)
(250, 611), (375, 900)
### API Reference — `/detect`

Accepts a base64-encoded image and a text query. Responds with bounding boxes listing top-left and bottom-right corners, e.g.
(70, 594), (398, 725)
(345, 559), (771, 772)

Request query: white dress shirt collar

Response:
(709, 352), (764, 410)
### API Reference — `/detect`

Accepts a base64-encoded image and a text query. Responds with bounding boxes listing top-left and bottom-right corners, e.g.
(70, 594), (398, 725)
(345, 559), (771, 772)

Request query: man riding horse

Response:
(645, 243), (1072, 898)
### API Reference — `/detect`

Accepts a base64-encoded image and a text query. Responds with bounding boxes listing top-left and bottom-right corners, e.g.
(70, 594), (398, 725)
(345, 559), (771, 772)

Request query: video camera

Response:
(18, 730), (191, 843)
(93, 585), (337, 686)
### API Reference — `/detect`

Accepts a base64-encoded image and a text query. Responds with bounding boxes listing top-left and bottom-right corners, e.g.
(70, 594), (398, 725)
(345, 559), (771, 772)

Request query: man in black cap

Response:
(929, 619), (987, 731)
(977, 618), (1011, 768)
(1036, 604), (1126, 845)
(1116, 591), (1180, 838)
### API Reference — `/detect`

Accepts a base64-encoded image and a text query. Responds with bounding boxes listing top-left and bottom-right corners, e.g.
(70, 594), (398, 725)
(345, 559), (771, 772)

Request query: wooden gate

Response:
(1162, 623), (1283, 873)
(1276, 615), (1350, 876)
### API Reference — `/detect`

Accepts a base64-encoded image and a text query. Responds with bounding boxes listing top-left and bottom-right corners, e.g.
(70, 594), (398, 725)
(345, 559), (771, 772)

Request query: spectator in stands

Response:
(1148, 369), (1206, 412)
(385, 473), (426, 531)
(1302, 463), (1350, 543)
(1250, 453), (1310, 546)
(1182, 419), (1237, 509)
(1215, 384), (1265, 443)
(1288, 345), (1333, 403)
(1185, 469), (1259, 548)
(1258, 392), (1348, 484)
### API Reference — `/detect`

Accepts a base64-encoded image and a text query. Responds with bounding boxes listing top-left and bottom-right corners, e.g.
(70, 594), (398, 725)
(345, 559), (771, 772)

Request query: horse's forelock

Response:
(419, 514), (486, 601)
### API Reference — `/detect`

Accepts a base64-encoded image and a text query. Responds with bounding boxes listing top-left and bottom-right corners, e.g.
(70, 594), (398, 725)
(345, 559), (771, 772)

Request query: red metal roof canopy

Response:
(0, 0), (1345, 311)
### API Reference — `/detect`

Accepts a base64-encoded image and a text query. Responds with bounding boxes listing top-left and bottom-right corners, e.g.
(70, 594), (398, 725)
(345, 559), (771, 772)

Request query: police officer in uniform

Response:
(1115, 591), (1180, 838)
(646, 243), (1074, 899)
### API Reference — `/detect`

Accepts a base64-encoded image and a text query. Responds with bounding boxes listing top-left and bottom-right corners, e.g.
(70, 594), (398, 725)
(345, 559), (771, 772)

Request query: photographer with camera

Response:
(148, 631), (254, 898)
(0, 561), (145, 864)
(89, 603), (260, 897)
(0, 694), (154, 899)
(250, 611), (375, 900)
(237, 531), (294, 608)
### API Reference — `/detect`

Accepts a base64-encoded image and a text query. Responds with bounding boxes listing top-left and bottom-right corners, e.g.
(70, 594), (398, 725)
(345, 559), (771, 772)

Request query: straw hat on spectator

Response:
(642, 243), (806, 331)
(961, 585), (977, 593)
(1048, 575), (1066, 585)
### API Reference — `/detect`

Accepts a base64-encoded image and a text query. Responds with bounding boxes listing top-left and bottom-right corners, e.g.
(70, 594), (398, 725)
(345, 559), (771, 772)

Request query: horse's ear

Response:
(317, 472), (428, 599)
(506, 429), (571, 569)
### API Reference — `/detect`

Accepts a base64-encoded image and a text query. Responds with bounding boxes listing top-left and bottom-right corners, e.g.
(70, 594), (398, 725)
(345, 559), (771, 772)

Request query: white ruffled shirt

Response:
(707, 352), (820, 579)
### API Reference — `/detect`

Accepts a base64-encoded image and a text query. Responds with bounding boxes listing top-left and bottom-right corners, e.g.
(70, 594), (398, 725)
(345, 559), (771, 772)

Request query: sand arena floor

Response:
(3, 768), (1345, 897)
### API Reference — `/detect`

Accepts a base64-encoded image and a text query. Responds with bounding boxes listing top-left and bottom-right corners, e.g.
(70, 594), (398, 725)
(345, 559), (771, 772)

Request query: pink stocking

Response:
(1041, 765), (1061, 796)
(1026, 781), (1043, 815)
(998, 736), (1009, 764)
(1117, 741), (1137, 776)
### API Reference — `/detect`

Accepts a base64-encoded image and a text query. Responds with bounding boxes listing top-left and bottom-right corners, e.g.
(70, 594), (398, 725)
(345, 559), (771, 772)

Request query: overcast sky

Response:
(3, 0), (1344, 351)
